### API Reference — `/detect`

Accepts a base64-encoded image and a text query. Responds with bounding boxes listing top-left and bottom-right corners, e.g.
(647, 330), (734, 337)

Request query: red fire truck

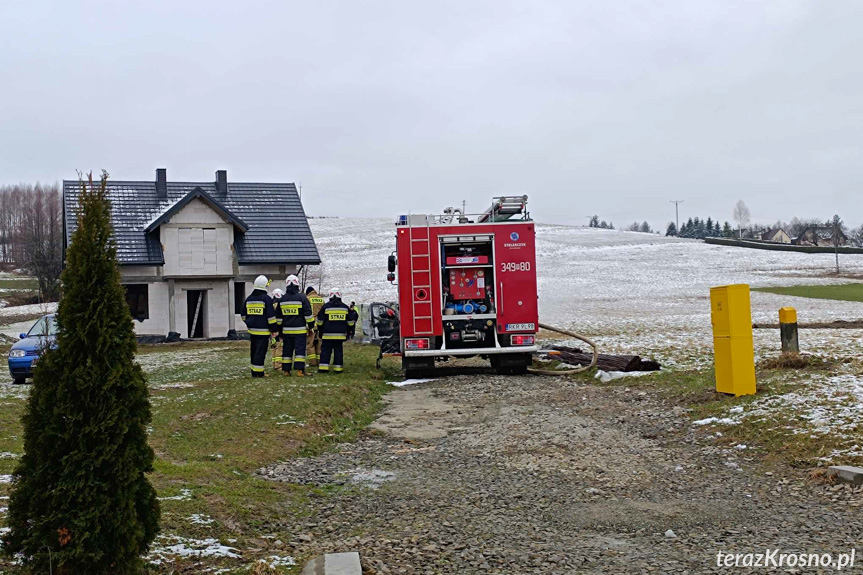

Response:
(387, 196), (539, 376)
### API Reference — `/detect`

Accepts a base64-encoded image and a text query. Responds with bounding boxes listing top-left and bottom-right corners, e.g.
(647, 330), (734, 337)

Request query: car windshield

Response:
(26, 316), (58, 338)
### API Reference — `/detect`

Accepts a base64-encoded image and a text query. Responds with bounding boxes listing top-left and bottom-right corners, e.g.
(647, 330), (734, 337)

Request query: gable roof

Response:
(144, 187), (248, 233)
(63, 177), (320, 266)
(762, 228), (788, 240)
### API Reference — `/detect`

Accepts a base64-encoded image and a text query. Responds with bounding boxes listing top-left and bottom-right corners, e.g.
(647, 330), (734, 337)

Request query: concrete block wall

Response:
(133, 281), (169, 336)
(173, 280), (231, 339)
(161, 199), (234, 277)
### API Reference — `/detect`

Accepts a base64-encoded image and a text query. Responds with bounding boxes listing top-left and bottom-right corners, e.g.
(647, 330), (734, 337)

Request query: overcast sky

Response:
(1, 0), (860, 228)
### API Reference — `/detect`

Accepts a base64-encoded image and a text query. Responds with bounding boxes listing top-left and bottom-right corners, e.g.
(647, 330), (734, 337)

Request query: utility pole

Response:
(461, 200), (467, 214)
(670, 200), (683, 232)
(834, 219), (841, 274)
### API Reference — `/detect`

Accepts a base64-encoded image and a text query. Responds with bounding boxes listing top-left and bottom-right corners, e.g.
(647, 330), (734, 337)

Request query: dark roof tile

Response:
(63, 179), (320, 265)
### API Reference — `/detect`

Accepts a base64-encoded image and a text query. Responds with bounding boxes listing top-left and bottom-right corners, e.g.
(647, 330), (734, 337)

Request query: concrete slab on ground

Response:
(302, 552), (362, 575)
(828, 465), (863, 485)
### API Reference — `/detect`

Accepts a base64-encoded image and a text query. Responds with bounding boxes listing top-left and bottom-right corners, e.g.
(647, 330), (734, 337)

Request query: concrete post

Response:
(779, 307), (799, 354)
(168, 279), (176, 334)
(228, 279), (236, 332)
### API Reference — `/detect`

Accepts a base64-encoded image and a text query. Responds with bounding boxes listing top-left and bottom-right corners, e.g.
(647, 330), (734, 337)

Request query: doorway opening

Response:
(187, 290), (207, 338)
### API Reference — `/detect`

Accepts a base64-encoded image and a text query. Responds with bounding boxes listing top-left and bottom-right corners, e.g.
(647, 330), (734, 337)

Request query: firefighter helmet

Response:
(285, 274), (300, 288)
(272, 288), (284, 298)
(328, 288), (342, 300)
(254, 275), (269, 289)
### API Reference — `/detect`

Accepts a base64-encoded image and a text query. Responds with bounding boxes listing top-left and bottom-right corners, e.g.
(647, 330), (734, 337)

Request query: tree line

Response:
(665, 217), (733, 239)
(588, 215), (614, 229)
(0, 183), (63, 300)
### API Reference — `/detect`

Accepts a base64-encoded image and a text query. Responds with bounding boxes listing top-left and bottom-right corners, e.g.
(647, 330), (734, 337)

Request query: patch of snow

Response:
(148, 535), (240, 562)
(188, 514), (214, 525)
(734, 444), (748, 450)
(729, 406), (744, 414)
(594, 369), (656, 383)
(387, 378), (436, 387)
(0, 452), (19, 459)
(261, 555), (297, 568)
(157, 488), (191, 501)
(0, 474), (13, 484)
(693, 417), (740, 426)
(0, 302), (57, 318)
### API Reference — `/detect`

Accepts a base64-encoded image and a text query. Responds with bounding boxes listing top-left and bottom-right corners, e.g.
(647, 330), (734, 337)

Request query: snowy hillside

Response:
(309, 218), (863, 365)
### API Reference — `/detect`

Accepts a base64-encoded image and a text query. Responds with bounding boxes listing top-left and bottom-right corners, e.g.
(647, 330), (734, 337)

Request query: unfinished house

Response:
(63, 169), (320, 339)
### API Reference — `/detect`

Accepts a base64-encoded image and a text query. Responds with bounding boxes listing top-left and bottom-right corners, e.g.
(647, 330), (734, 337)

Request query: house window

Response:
(124, 284), (149, 321)
(234, 282), (246, 314)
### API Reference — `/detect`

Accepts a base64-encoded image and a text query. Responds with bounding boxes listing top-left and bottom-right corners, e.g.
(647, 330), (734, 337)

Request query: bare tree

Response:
(850, 224), (863, 248)
(732, 200), (751, 239)
(21, 183), (63, 300)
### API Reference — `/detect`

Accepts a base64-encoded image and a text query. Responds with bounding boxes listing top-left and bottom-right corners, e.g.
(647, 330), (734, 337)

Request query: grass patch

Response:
(754, 283), (863, 302)
(0, 340), (399, 574)
(0, 277), (37, 291)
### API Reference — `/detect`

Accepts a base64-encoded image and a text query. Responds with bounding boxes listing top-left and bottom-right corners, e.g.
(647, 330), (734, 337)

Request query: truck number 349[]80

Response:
(500, 261), (531, 272)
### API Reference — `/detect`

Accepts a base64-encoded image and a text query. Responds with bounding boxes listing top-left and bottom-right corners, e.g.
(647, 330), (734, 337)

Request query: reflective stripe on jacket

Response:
(242, 289), (278, 336)
(316, 299), (358, 340)
(277, 291), (314, 335)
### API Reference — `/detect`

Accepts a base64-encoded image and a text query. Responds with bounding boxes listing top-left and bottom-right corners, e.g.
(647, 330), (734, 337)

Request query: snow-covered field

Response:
(312, 218), (863, 462)
(310, 218), (863, 365)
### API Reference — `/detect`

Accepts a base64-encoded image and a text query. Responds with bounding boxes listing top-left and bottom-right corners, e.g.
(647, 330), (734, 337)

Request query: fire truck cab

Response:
(389, 196), (539, 376)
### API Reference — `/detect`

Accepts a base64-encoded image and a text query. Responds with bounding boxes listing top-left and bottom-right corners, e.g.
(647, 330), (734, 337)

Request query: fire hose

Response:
(527, 322), (599, 376)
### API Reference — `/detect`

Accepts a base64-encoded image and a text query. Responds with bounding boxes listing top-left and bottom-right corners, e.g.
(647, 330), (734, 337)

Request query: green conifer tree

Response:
(2, 172), (159, 574)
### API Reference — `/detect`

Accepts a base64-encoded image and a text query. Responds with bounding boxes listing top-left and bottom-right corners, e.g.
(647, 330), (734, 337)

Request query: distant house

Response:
(793, 226), (848, 247)
(63, 169), (321, 339)
(760, 228), (791, 244)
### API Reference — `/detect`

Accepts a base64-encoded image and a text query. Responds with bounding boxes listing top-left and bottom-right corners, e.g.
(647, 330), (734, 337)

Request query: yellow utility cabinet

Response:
(710, 284), (756, 396)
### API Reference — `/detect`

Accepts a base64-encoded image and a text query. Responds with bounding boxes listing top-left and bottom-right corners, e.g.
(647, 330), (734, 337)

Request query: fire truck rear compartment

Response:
(395, 197), (539, 375)
(441, 238), (497, 350)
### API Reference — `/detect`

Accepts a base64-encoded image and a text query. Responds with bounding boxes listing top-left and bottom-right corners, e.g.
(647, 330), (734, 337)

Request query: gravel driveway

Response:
(261, 373), (863, 574)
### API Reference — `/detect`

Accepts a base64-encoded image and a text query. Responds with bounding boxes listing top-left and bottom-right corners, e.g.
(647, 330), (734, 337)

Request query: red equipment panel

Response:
(449, 268), (487, 299)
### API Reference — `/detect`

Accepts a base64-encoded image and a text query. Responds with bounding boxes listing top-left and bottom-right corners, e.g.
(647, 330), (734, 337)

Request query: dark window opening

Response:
(187, 290), (206, 339)
(124, 284), (149, 321)
(234, 282), (246, 314)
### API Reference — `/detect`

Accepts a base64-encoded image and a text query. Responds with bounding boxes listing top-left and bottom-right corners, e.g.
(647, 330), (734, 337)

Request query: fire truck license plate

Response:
(506, 323), (535, 331)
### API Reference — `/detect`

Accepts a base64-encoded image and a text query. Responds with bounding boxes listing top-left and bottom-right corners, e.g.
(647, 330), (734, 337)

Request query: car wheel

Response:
(12, 378), (26, 385)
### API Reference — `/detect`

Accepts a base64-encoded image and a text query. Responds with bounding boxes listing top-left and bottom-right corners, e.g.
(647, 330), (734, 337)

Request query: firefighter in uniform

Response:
(275, 275), (315, 376)
(305, 286), (325, 366)
(316, 289), (358, 374)
(241, 275), (278, 377)
(270, 288), (284, 370)
(346, 301), (359, 339)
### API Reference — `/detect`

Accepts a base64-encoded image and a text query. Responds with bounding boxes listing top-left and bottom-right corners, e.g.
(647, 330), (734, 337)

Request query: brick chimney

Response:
(215, 170), (228, 195)
(156, 168), (167, 198)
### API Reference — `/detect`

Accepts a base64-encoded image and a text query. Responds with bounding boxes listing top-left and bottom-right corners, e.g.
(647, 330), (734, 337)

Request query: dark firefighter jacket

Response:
(316, 299), (358, 340)
(242, 289), (278, 336)
(276, 291), (314, 335)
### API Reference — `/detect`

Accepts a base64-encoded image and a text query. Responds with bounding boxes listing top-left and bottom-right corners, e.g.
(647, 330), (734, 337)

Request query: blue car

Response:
(8, 314), (57, 385)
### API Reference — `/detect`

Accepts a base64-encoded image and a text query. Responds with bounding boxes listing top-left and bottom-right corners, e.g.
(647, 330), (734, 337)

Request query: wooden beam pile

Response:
(549, 346), (661, 372)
